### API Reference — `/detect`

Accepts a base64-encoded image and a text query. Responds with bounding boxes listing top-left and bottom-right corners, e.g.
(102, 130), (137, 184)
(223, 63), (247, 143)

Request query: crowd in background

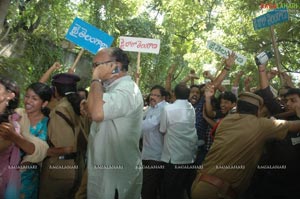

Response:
(1, 47), (300, 199)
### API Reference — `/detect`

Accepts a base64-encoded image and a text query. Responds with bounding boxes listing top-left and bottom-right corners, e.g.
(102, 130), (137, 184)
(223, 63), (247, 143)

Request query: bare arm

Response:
(0, 123), (35, 155)
(287, 120), (300, 133)
(212, 52), (236, 89)
(203, 71), (214, 82)
(180, 74), (191, 85)
(189, 69), (199, 85)
(165, 64), (176, 92)
(233, 71), (244, 87)
(204, 84), (216, 118)
(0, 138), (12, 153)
(244, 77), (252, 92)
(39, 62), (61, 83)
(258, 63), (269, 90)
(280, 72), (295, 88)
(87, 78), (105, 122)
(87, 62), (118, 122)
(203, 106), (216, 127)
(180, 70), (199, 85)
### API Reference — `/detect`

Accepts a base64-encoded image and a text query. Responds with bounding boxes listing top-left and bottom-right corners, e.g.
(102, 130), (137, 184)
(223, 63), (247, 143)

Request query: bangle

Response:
(224, 67), (230, 71)
(259, 69), (265, 73)
(91, 79), (102, 84)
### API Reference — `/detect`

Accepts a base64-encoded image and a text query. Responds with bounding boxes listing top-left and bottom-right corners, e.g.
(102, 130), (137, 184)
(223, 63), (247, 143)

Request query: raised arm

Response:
(165, 64), (176, 92)
(203, 71), (214, 82)
(244, 76), (252, 92)
(233, 71), (244, 88)
(258, 63), (269, 90)
(280, 72), (295, 88)
(203, 105), (216, 127)
(39, 62), (61, 83)
(212, 52), (236, 89)
(204, 84), (216, 118)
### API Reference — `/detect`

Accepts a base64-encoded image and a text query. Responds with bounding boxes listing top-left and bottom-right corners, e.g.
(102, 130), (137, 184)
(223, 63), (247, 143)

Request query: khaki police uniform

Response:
(39, 97), (87, 199)
(191, 92), (289, 199)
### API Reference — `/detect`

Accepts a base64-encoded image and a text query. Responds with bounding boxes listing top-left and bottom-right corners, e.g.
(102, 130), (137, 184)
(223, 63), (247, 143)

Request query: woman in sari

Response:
(0, 82), (51, 199)
(16, 82), (52, 199)
(0, 76), (21, 199)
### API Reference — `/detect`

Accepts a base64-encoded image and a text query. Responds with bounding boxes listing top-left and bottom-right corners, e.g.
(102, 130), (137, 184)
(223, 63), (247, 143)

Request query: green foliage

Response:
(0, 0), (299, 95)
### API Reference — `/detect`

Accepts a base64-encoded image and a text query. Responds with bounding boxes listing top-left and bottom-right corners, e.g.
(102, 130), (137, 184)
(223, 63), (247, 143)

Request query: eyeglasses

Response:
(92, 60), (115, 68)
(150, 94), (161, 97)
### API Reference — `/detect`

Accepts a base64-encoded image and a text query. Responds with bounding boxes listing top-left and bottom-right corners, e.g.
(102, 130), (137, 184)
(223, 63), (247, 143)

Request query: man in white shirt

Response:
(141, 85), (168, 199)
(87, 47), (144, 199)
(160, 83), (198, 199)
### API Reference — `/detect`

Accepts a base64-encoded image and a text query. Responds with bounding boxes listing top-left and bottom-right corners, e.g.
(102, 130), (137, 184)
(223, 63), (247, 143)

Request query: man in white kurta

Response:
(159, 83), (198, 199)
(87, 47), (143, 199)
(141, 85), (168, 199)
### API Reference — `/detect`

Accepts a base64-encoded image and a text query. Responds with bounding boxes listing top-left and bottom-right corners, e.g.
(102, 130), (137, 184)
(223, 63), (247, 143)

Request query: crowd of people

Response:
(0, 47), (300, 199)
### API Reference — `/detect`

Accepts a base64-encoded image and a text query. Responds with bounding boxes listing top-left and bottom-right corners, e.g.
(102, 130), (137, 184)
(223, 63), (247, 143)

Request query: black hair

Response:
(108, 47), (130, 71)
(143, 94), (150, 106)
(66, 93), (82, 116)
(53, 83), (82, 116)
(284, 88), (300, 98)
(27, 82), (52, 117)
(77, 87), (89, 99)
(0, 76), (20, 123)
(165, 91), (171, 98)
(190, 84), (206, 97)
(53, 82), (77, 97)
(175, 83), (190, 100)
(150, 85), (167, 97)
(237, 100), (258, 115)
(190, 84), (200, 90)
(219, 91), (237, 103)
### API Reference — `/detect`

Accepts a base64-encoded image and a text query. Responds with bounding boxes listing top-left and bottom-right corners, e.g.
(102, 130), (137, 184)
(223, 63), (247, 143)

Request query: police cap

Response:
(238, 92), (263, 107)
(52, 73), (80, 85)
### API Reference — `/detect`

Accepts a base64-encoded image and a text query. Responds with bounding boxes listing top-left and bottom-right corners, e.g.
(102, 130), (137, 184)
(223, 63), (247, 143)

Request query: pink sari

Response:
(0, 118), (21, 198)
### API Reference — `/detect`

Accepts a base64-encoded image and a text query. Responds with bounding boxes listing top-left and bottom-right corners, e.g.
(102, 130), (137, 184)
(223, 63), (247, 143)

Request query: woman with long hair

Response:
(0, 76), (20, 199)
(39, 73), (87, 199)
(16, 82), (52, 199)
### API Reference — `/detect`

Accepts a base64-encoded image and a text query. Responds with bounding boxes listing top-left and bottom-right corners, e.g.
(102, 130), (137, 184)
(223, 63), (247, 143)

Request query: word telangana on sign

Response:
(119, 36), (160, 54)
(206, 40), (247, 66)
(253, 8), (289, 30)
(69, 24), (108, 49)
(65, 17), (114, 54)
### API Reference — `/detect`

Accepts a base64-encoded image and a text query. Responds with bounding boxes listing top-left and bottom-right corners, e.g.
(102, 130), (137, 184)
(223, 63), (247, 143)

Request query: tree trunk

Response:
(0, 0), (10, 34)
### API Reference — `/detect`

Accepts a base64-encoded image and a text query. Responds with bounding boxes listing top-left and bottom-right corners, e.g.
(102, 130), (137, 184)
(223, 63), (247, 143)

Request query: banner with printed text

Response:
(206, 40), (247, 66)
(119, 36), (160, 54)
(65, 17), (114, 54)
(253, 8), (289, 30)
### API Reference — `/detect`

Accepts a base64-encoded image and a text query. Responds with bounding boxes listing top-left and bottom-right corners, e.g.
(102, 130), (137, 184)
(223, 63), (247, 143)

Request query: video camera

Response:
(255, 51), (273, 66)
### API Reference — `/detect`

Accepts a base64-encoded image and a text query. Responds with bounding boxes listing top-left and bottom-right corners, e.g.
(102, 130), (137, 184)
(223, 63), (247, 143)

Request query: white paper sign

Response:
(119, 36), (160, 54)
(207, 40), (247, 66)
(222, 79), (231, 85)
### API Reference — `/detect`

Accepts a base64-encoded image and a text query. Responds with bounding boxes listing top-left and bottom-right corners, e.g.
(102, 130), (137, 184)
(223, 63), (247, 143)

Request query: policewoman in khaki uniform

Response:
(39, 73), (87, 199)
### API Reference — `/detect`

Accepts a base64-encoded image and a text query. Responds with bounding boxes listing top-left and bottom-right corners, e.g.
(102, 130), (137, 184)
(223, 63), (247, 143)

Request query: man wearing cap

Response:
(245, 63), (300, 198)
(86, 47), (143, 199)
(191, 92), (300, 199)
(39, 73), (87, 198)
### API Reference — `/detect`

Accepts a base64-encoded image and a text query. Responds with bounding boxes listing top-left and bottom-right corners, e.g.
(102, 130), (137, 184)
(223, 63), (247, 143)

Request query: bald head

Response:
(94, 47), (129, 71)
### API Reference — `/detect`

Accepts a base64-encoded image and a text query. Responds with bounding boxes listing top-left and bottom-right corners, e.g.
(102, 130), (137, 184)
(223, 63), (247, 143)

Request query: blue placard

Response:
(65, 17), (114, 54)
(253, 8), (289, 31)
